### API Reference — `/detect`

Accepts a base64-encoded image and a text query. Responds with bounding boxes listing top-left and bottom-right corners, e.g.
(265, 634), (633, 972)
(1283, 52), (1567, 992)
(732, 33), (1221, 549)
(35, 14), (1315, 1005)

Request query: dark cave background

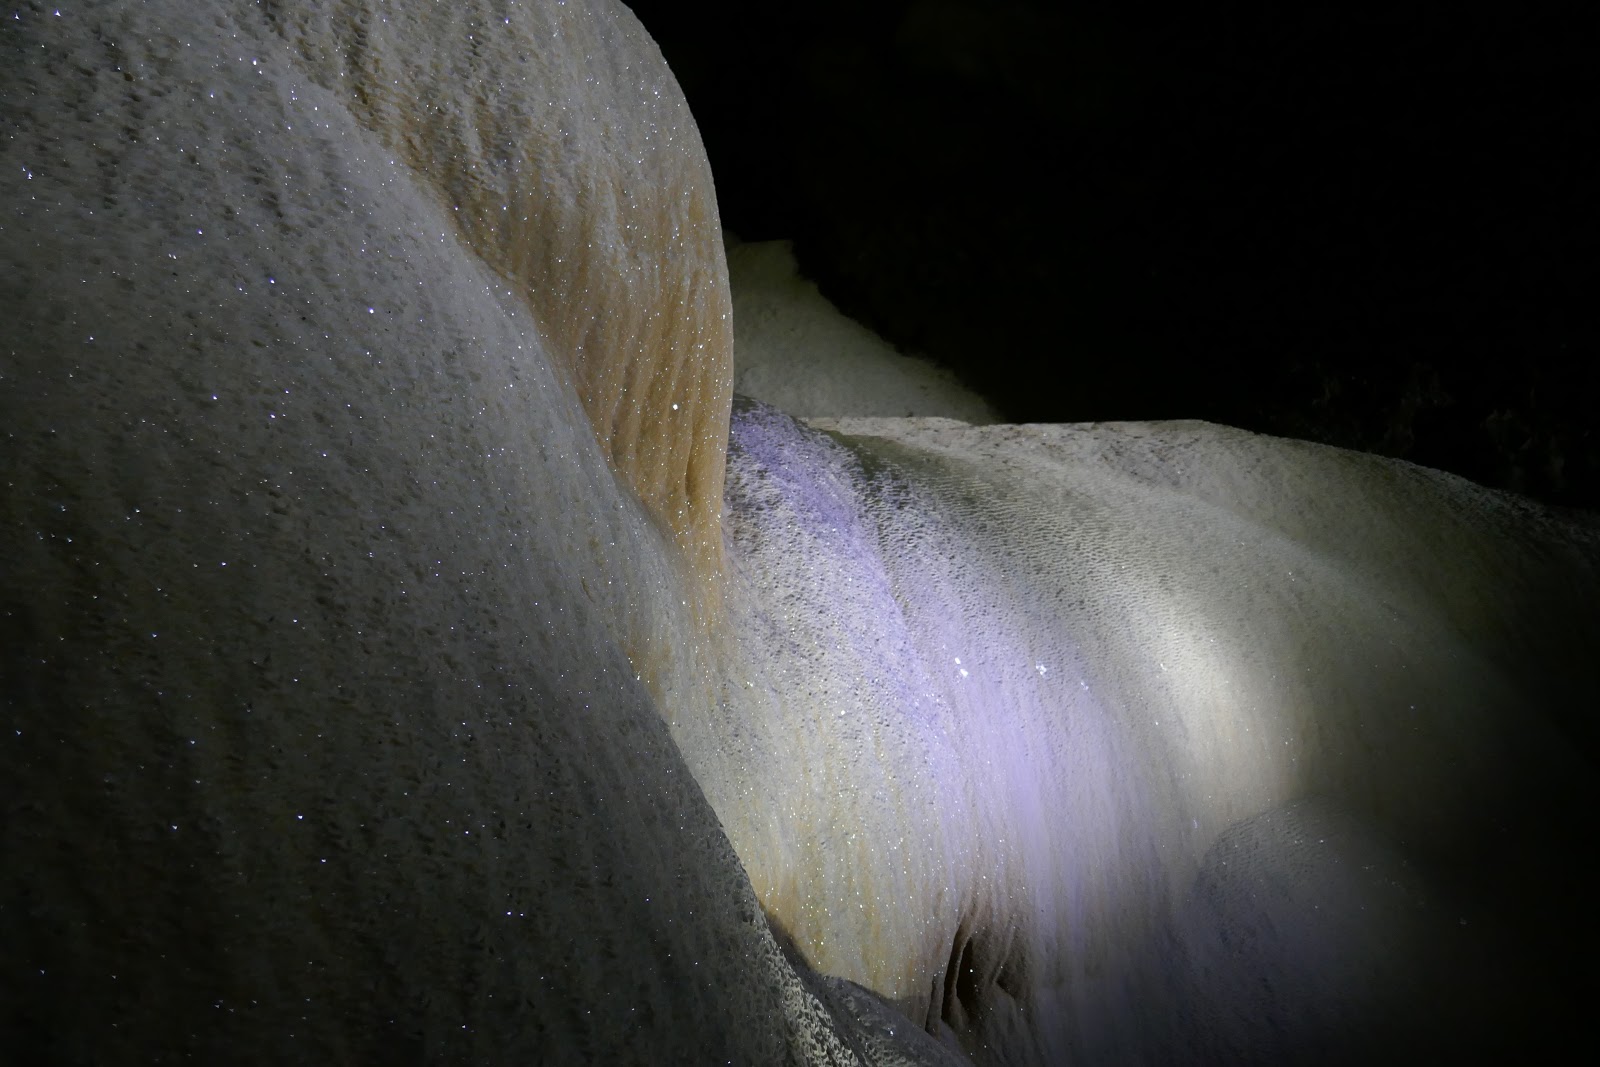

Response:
(628, 1), (1596, 511)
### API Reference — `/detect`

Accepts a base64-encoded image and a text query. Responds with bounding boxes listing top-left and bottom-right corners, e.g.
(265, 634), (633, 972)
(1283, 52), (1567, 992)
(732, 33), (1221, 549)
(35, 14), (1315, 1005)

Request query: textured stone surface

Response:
(4, 3), (1597, 1065)
(710, 406), (1598, 1061)
(0, 3), (860, 1062)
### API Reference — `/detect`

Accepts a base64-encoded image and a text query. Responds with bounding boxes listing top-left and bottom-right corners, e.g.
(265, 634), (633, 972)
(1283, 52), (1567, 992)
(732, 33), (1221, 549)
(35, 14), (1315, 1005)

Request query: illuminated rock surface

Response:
(716, 408), (1598, 1061)
(1, 2), (858, 1062)
(3, 2), (1595, 1064)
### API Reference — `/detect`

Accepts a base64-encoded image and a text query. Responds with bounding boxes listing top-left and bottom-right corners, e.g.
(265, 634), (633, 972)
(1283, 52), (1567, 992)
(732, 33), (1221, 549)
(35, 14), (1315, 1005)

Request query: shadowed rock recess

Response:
(3, 3), (1596, 1064)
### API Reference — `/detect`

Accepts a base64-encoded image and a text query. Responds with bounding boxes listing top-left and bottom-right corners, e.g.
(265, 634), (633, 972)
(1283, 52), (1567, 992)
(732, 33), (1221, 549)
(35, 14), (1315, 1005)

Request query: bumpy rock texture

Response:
(0, 2), (863, 1063)
(705, 405), (1598, 1062)
(4, 2), (1597, 1065)
(269, 0), (736, 584)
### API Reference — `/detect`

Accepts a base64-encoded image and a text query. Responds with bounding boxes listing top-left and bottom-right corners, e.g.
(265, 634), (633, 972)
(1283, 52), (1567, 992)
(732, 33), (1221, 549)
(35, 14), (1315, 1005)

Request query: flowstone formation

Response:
(1, 2), (857, 1062)
(4, 2), (1596, 1064)
(708, 405), (1598, 1061)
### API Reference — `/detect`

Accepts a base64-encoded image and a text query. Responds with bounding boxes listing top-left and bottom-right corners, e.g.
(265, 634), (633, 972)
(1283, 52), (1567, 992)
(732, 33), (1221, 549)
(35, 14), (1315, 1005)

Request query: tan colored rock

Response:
(275, 1), (733, 594)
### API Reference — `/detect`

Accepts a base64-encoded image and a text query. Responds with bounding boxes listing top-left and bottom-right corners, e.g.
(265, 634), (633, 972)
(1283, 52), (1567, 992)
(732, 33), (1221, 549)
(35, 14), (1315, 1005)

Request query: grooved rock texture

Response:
(4, 2), (1597, 1065)
(692, 404), (1600, 1063)
(0, 2), (873, 1063)
(270, 0), (734, 585)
